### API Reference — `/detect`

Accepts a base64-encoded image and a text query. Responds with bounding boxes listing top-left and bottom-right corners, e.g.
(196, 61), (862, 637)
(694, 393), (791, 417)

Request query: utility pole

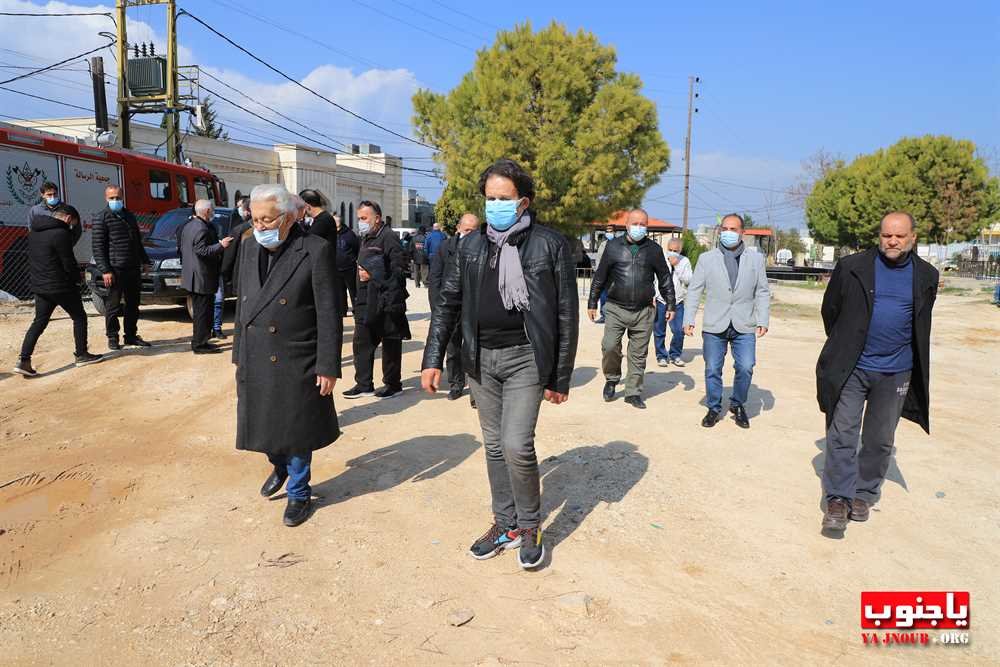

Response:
(113, 0), (182, 163)
(114, 0), (130, 149)
(681, 75), (699, 234)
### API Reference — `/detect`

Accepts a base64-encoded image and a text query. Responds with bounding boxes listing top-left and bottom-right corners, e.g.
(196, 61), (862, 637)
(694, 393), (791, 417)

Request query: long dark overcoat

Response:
(233, 226), (343, 456)
(816, 248), (938, 434)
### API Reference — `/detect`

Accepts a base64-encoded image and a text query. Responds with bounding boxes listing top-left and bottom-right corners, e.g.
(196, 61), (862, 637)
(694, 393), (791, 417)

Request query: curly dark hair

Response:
(478, 158), (535, 201)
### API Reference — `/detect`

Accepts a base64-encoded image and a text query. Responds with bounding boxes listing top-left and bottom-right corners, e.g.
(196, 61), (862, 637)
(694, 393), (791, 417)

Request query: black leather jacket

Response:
(588, 236), (675, 312)
(422, 221), (579, 394)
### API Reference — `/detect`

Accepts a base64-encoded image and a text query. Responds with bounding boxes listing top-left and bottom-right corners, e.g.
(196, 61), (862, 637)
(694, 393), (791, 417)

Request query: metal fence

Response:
(0, 225), (32, 301)
(954, 259), (1000, 281)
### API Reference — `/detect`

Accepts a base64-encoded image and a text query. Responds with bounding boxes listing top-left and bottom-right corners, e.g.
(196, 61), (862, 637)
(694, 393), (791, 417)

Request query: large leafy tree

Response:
(806, 135), (999, 247)
(412, 22), (669, 232)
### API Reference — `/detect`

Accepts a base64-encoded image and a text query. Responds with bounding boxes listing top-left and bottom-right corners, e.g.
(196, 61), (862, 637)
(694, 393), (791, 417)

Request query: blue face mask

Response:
(485, 199), (521, 231)
(720, 230), (741, 248)
(357, 220), (371, 236)
(665, 250), (680, 259)
(605, 231), (614, 240)
(45, 196), (60, 207)
(253, 227), (284, 249)
(627, 225), (647, 242)
(108, 199), (123, 212)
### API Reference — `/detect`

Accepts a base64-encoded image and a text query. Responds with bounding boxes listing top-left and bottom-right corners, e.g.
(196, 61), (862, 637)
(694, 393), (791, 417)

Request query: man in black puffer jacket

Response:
(13, 205), (102, 376)
(588, 209), (674, 409)
(92, 185), (152, 351)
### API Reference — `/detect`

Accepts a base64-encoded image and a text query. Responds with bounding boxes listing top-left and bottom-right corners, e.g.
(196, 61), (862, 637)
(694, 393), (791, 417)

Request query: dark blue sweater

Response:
(857, 252), (914, 373)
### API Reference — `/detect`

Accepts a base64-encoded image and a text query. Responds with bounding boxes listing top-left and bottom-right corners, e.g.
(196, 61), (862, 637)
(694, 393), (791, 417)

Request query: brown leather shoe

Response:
(822, 498), (850, 531)
(850, 498), (870, 522)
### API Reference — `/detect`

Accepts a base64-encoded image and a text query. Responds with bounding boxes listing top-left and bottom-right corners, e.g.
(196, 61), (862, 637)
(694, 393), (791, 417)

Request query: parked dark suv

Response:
(86, 206), (236, 317)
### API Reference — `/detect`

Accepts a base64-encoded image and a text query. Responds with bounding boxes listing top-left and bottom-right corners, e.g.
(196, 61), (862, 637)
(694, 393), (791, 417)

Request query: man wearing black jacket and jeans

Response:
(817, 212), (938, 533)
(92, 185), (152, 351)
(421, 159), (578, 570)
(588, 209), (675, 409)
(14, 204), (102, 376)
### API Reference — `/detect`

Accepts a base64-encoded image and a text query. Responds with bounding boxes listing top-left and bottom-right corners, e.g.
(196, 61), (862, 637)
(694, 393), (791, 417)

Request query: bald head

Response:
(879, 211), (916, 263)
(457, 213), (480, 237)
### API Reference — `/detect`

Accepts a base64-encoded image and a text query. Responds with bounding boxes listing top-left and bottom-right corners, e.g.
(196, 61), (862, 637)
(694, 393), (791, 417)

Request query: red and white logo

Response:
(861, 592), (970, 630)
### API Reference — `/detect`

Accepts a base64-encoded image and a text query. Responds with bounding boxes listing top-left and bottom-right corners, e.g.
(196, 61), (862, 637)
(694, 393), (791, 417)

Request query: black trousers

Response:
(104, 267), (141, 339)
(337, 267), (357, 314)
(353, 319), (402, 390)
(20, 291), (89, 359)
(189, 291), (214, 349)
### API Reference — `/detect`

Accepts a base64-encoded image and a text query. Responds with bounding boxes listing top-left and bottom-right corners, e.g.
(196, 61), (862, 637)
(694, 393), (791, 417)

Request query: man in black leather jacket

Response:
(421, 159), (578, 570)
(588, 209), (674, 409)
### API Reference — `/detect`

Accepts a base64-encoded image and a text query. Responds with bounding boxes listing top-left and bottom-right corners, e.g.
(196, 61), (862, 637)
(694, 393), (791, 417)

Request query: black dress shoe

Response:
(283, 498), (312, 527)
(624, 395), (646, 409)
(259, 469), (288, 497)
(603, 380), (616, 402)
(193, 343), (223, 354)
(123, 335), (152, 349)
(730, 405), (750, 429)
(701, 409), (721, 427)
(448, 387), (463, 401)
(211, 329), (227, 340)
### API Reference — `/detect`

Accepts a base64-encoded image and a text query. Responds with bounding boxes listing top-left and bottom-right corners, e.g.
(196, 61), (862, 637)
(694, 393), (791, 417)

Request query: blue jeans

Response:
(213, 284), (224, 331)
(267, 452), (312, 501)
(654, 301), (686, 361)
(702, 325), (756, 413)
(597, 290), (608, 320)
(994, 283), (1000, 304)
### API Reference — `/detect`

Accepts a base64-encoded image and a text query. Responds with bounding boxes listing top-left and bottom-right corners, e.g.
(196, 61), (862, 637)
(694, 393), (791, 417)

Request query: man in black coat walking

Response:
(429, 213), (480, 401)
(411, 226), (429, 288)
(92, 185), (152, 351)
(816, 211), (938, 533)
(179, 199), (233, 354)
(343, 200), (411, 399)
(234, 184), (342, 527)
(13, 205), (102, 376)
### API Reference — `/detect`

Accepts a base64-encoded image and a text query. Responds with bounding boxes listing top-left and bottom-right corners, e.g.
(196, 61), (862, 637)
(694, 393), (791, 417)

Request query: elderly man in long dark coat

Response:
(233, 184), (343, 527)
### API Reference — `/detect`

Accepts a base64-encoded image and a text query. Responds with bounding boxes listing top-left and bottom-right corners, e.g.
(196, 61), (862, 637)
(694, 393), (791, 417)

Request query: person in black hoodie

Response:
(92, 185), (152, 351)
(14, 205), (102, 376)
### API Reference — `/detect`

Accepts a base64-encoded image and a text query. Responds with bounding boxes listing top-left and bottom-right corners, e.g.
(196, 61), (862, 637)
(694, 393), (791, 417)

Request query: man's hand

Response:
(544, 389), (569, 405)
(102, 272), (114, 288)
(316, 375), (336, 396)
(358, 267), (371, 283)
(421, 368), (441, 394)
(220, 236), (234, 249)
(684, 324), (695, 337)
(666, 310), (675, 322)
(756, 326), (768, 337)
(587, 308), (597, 322)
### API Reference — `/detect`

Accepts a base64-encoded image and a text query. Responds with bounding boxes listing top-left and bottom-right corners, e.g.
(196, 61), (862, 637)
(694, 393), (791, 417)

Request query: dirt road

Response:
(1, 279), (998, 665)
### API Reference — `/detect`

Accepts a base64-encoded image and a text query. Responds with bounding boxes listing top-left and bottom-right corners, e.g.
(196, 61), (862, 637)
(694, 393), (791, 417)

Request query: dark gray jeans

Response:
(468, 344), (544, 530)
(822, 367), (912, 503)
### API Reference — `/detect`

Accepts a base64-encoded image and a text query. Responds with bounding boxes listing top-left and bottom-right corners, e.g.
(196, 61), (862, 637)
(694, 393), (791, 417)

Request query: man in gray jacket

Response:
(179, 199), (232, 354)
(684, 214), (770, 428)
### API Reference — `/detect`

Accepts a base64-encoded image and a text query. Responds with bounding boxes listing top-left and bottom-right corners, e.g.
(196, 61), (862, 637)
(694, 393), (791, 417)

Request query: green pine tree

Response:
(413, 21), (670, 232)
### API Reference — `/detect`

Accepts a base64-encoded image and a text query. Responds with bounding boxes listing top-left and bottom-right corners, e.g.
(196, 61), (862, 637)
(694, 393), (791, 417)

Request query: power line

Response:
(350, 0), (478, 52)
(0, 39), (116, 86)
(0, 86), (94, 112)
(0, 11), (115, 23)
(389, 0), (490, 43)
(426, 0), (503, 31)
(177, 8), (437, 150)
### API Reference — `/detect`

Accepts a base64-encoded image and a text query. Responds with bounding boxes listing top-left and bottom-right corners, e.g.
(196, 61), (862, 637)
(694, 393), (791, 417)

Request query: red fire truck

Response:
(0, 123), (227, 299)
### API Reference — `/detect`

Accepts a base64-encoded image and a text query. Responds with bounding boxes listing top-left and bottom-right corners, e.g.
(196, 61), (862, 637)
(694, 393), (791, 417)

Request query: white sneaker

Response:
(656, 358), (669, 367)
(671, 358), (686, 367)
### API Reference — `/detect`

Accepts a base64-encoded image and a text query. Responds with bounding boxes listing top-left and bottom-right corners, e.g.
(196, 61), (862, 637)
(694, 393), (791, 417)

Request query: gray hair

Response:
(250, 184), (296, 214)
(194, 199), (214, 217)
(667, 236), (683, 251)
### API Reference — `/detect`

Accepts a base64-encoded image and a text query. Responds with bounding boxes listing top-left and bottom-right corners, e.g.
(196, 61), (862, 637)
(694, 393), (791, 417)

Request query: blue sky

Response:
(1, 0), (997, 229)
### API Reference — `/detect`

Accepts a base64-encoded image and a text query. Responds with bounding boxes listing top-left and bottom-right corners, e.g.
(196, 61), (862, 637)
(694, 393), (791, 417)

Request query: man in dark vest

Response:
(816, 211), (938, 533)
(178, 199), (232, 354)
